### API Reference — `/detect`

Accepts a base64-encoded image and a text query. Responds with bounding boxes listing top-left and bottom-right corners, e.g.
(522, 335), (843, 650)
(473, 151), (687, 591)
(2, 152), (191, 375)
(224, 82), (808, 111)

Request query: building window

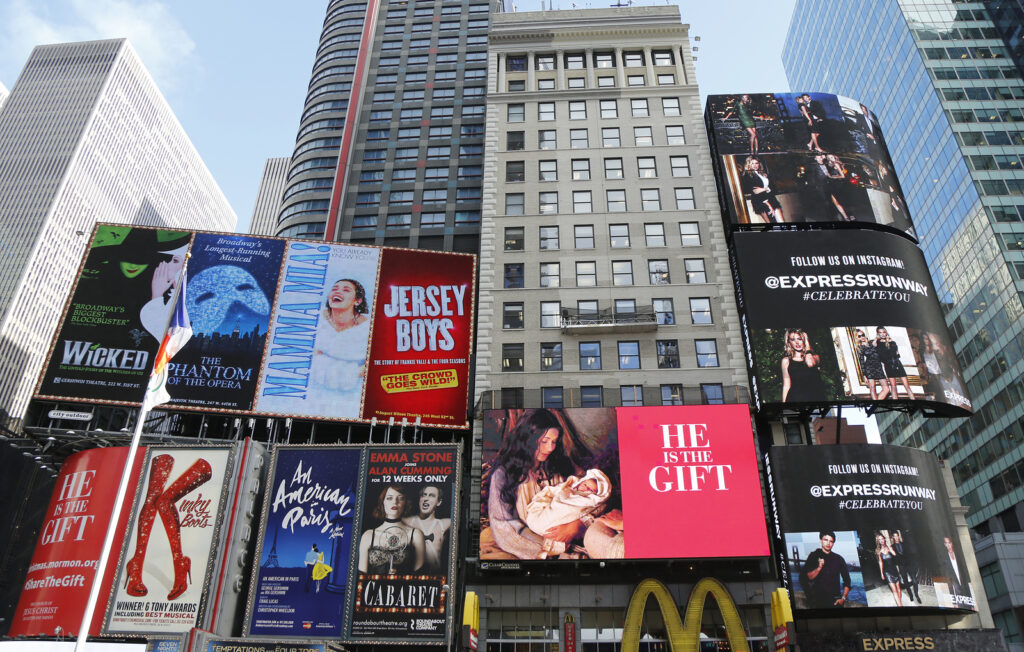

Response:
(617, 341), (640, 369)
(675, 187), (696, 210)
(506, 161), (525, 182)
(505, 193), (525, 215)
(565, 53), (585, 69)
(575, 225), (594, 249)
(623, 51), (644, 66)
(621, 385), (644, 406)
(539, 130), (557, 149)
(615, 299), (636, 318)
(631, 98), (649, 117)
(508, 79), (526, 92)
(569, 101), (587, 119)
(423, 189), (448, 203)
(679, 222), (701, 245)
(501, 387), (524, 408)
(420, 212), (445, 228)
(539, 226), (559, 250)
(572, 159), (591, 180)
(696, 339), (719, 367)
(502, 344), (524, 372)
(504, 263), (524, 288)
(424, 167), (449, 180)
(578, 300), (598, 315)
(386, 213), (411, 228)
(573, 191), (593, 213)
(653, 50), (674, 65)
(602, 128), (621, 147)
(505, 227), (524, 251)
(541, 343), (563, 371)
(594, 52), (614, 67)
(641, 188), (661, 210)
(600, 100), (618, 118)
(701, 383), (725, 405)
(637, 157), (657, 178)
(507, 55), (527, 71)
(666, 125), (686, 145)
(645, 223), (666, 247)
(508, 104), (525, 122)
(580, 342), (602, 370)
(634, 127), (654, 146)
(567, 77), (586, 88)
(627, 75), (646, 86)
(612, 260), (633, 285)
(685, 258), (707, 283)
(539, 159), (558, 182)
(539, 192), (558, 214)
(653, 298), (675, 325)
(689, 298), (712, 324)
(657, 73), (675, 85)
(507, 131), (525, 150)
(570, 129), (589, 148)
(597, 76), (615, 87)
(537, 78), (555, 90)
(606, 190), (627, 213)
(576, 261), (597, 287)
(649, 259), (670, 284)
(609, 223), (630, 247)
(670, 156), (690, 177)
(536, 54), (555, 70)
(662, 97), (681, 116)
(503, 302), (524, 329)
(541, 301), (561, 328)
(581, 385), (603, 407)
(661, 384), (683, 406)
(538, 102), (556, 120)
(540, 262), (560, 288)
(541, 386), (564, 408)
(657, 340), (680, 368)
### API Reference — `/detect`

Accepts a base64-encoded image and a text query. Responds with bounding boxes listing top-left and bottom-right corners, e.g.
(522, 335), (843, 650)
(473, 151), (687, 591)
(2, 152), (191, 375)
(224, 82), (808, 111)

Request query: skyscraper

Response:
(248, 156), (290, 236)
(0, 39), (237, 425)
(0, 81), (8, 112)
(275, 0), (491, 252)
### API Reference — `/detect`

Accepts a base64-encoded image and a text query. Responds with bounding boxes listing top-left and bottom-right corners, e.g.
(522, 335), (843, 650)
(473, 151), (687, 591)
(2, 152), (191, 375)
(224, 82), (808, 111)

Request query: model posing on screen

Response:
(357, 485), (425, 575)
(796, 93), (826, 152)
(855, 329), (889, 400)
(876, 533), (904, 607)
(740, 157), (786, 223)
(876, 327), (914, 400)
(723, 94), (759, 155)
(781, 329), (826, 403)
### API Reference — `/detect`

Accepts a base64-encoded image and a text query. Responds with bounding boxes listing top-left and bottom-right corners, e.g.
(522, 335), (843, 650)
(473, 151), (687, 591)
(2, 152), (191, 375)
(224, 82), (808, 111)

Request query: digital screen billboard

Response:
(732, 229), (971, 415)
(35, 224), (476, 428)
(705, 92), (915, 239)
(479, 406), (769, 561)
(767, 444), (977, 613)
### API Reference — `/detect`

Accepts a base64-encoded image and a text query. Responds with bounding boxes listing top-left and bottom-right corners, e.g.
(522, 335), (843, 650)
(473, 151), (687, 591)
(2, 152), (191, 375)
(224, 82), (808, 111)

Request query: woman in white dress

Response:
(309, 278), (372, 417)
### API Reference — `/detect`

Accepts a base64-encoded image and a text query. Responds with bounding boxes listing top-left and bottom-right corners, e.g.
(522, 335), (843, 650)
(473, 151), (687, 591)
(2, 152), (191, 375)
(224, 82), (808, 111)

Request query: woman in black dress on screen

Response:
(740, 157), (786, 223)
(781, 329), (826, 403)
(855, 329), (889, 400)
(876, 327), (914, 400)
(796, 93), (826, 152)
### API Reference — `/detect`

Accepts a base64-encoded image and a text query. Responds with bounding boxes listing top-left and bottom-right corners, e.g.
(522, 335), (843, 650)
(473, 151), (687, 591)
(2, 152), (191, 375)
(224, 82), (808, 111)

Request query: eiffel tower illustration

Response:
(263, 526), (280, 568)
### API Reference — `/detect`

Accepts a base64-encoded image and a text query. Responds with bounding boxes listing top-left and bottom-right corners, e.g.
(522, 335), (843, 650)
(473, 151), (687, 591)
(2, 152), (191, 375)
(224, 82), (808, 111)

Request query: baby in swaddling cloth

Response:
(525, 469), (612, 558)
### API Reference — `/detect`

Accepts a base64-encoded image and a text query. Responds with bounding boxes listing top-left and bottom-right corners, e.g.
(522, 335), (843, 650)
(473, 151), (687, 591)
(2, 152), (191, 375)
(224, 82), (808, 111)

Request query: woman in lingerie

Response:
(876, 326), (914, 400)
(876, 533), (904, 607)
(855, 328), (889, 400)
(723, 94), (759, 155)
(740, 157), (786, 223)
(781, 329), (826, 403)
(357, 484), (425, 575)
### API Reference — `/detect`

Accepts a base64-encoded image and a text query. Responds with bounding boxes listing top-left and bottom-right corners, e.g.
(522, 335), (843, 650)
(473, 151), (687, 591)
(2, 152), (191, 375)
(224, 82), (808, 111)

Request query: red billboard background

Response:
(362, 248), (476, 427)
(9, 447), (144, 637)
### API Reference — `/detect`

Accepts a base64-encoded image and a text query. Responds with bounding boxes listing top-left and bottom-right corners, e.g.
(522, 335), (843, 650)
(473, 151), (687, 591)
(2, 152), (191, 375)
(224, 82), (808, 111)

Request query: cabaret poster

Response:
(166, 233), (286, 411)
(348, 445), (459, 643)
(105, 447), (232, 635)
(245, 446), (361, 638)
(36, 225), (192, 403)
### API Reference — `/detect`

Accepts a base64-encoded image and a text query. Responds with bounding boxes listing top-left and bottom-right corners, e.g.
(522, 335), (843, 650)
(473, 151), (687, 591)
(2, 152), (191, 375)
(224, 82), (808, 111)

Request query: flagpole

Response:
(75, 255), (190, 651)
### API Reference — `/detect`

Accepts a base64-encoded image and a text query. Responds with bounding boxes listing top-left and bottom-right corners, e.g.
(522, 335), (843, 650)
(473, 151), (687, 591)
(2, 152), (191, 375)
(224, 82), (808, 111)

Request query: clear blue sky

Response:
(0, 0), (796, 231)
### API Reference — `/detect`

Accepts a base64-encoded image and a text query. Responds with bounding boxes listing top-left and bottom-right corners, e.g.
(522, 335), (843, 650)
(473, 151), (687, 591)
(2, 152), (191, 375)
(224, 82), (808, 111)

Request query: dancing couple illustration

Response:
(123, 454), (213, 601)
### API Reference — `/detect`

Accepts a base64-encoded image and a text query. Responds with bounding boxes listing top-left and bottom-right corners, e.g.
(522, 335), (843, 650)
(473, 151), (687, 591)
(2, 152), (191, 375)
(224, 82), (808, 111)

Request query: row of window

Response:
(923, 45), (1010, 61)
(350, 211), (480, 229)
(381, 37), (488, 50)
(505, 126), (686, 149)
(505, 50), (675, 71)
(357, 187), (482, 205)
(968, 153), (1024, 171)
(980, 179), (1024, 197)
(385, 2), (489, 20)
(503, 187), (696, 215)
(375, 68), (487, 85)
(502, 297), (709, 329)
(372, 86), (485, 102)
(940, 85), (1024, 101)
(383, 18), (488, 32)
(365, 124), (483, 142)
(502, 258), (707, 288)
(498, 383), (726, 409)
(508, 72), (676, 91)
(363, 144), (482, 162)
(504, 222), (701, 250)
(948, 106), (1024, 123)
(931, 64), (1020, 81)
(505, 155), (690, 184)
(501, 339), (719, 372)
(954, 129), (1024, 146)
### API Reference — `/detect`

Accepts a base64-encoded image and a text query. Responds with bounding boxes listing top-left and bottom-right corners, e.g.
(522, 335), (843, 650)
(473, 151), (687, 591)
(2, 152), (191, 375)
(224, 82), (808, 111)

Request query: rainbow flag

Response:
(142, 277), (192, 411)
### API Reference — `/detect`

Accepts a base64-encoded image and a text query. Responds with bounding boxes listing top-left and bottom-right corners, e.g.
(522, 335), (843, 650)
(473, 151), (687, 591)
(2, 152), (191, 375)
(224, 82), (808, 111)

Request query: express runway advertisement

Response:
(767, 444), (977, 613)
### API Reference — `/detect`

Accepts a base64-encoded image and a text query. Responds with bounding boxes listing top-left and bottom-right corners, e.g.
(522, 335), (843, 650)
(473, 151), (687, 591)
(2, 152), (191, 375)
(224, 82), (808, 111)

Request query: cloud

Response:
(0, 0), (197, 93)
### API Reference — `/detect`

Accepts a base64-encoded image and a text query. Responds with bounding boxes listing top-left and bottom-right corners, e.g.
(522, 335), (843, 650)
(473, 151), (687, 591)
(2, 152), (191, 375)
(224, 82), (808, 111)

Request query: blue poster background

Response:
(248, 447), (362, 638)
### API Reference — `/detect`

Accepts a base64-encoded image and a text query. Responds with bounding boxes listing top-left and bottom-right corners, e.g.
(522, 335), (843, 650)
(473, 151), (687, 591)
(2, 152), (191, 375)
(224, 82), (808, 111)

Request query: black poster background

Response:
(768, 445), (976, 613)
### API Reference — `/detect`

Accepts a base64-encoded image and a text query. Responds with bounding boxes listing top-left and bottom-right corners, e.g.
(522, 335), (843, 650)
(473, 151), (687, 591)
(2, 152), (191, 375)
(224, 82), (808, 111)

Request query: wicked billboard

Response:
(479, 406), (769, 561)
(732, 229), (970, 416)
(35, 224), (476, 428)
(767, 444), (977, 613)
(705, 92), (915, 239)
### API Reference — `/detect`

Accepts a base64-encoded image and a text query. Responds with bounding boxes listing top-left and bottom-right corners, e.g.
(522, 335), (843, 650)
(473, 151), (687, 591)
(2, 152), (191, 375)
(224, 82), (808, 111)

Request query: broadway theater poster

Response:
(105, 446), (233, 635)
(245, 446), (362, 638)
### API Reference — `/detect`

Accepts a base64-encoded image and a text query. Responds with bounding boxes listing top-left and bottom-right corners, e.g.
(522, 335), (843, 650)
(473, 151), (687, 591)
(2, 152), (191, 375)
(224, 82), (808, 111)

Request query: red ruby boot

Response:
(124, 454), (174, 596)
(156, 458), (212, 601)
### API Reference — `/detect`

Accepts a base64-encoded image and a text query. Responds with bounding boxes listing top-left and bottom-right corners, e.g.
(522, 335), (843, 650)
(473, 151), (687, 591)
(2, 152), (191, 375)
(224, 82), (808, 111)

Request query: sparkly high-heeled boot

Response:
(156, 458), (212, 601)
(124, 454), (174, 596)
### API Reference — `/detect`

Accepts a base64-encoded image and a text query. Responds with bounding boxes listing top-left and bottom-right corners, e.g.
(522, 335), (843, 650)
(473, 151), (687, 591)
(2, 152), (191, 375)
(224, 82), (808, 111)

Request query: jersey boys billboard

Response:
(35, 225), (476, 428)
(479, 406), (769, 561)
(767, 445), (977, 612)
(732, 230), (970, 416)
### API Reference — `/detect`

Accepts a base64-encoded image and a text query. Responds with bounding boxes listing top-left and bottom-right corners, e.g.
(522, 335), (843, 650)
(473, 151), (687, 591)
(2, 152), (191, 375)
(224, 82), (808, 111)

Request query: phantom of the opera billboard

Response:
(34, 224), (476, 428)
(479, 406), (769, 561)
(705, 92), (915, 239)
(244, 444), (460, 645)
(731, 229), (971, 416)
(767, 444), (977, 613)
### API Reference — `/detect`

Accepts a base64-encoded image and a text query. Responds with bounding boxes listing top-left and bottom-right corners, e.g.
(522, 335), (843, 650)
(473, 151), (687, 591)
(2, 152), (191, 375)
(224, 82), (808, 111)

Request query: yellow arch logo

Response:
(621, 578), (750, 652)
